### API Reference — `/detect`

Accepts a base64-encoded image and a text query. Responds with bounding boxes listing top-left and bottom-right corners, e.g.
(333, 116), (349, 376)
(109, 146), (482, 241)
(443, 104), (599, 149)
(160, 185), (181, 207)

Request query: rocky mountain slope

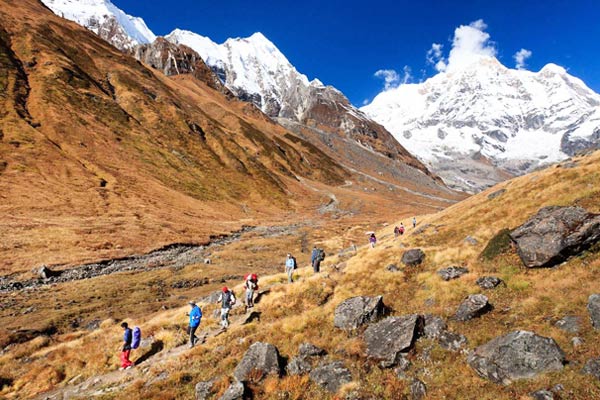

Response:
(362, 57), (600, 192)
(41, 0), (156, 50)
(0, 0), (459, 276)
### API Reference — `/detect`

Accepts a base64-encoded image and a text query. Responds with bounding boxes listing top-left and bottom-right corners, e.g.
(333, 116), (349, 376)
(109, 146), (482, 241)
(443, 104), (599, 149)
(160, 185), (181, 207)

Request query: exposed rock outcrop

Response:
(438, 331), (468, 352)
(364, 314), (422, 367)
(476, 276), (503, 289)
(455, 294), (491, 321)
(423, 314), (447, 339)
(401, 249), (425, 266)
(582, 357), (600, 380)
(554, 315), (580, 333)
(510, 206), (600, 268)
(334, 296), (385, 330)
(218, 381), (245, 400)
(233, 342), (281, 382)
(309, 361), (352, 393)
(467, 330), (565, 384)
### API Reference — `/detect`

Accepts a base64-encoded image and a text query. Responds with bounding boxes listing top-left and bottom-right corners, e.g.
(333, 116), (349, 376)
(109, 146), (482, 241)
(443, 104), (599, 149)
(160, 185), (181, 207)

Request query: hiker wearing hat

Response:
(285, 253), (296, 283)
(186, 301), (202, 348)
(216, 287), (236, 328)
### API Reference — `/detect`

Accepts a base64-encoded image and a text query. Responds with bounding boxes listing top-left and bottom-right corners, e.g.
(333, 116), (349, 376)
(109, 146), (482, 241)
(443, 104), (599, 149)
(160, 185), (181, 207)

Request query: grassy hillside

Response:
(2, 150), (598, 399)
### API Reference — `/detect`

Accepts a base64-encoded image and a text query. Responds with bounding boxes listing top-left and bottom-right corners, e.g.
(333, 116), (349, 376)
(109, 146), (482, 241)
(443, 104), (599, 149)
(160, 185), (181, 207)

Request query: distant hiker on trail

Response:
(217, 287), (236, 328)
(311, 246), (325, 273)
(394, 226), (400, 239)
(244, 273), (258, 309)
(369, 233), (377, 248)
(412, 217), (417, 228)
(399, 223), (405, 235)
(186, 301), (202, 348)
(285, 253), (296, 283)
(119, 322), (134, 370)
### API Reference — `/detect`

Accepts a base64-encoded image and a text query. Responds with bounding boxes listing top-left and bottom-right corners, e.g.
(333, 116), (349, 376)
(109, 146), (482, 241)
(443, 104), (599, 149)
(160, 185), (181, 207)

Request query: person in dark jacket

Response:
(120, 322), (134, 370)
(187, 301), (202, 348)
(311, 246), (324, 273)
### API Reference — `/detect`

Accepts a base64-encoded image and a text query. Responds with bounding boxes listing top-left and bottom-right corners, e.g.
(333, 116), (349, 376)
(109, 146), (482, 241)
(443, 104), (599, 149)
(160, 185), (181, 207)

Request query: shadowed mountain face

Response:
(0, 0), (461, 274)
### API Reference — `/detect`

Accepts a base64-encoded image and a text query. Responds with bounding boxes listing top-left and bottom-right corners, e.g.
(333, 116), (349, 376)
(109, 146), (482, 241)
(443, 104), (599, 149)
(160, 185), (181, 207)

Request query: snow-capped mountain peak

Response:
(41, 0), (156, 50)
(361, 57), (600, 192)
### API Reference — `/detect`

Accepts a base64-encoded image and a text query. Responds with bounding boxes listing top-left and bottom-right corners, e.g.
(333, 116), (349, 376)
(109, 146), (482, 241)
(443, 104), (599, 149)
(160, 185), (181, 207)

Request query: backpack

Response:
(292, 256), (297, 269)
(131, 326), (141, 349)
(317, 249), (325, 262)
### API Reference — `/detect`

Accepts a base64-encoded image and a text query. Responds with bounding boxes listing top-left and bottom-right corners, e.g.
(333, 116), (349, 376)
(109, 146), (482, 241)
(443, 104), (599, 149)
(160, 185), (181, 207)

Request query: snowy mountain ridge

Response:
(361, 56), (600, 191)
(41, 0), (156, 50)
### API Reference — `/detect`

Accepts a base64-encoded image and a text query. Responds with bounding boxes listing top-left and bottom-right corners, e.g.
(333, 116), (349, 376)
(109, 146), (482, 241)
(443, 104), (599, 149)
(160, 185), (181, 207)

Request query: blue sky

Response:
(118, 0), (600, 106)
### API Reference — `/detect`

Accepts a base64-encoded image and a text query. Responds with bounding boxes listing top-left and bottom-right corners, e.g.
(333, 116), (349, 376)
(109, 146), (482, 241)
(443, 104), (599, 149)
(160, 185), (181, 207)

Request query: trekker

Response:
(394, 226), (400, 239)
(187, 301), (202, 348)
(119, 322), (134, 370)
(217, 287), (236, 328)
(311, 246), (325, 273)
(412, 217), (417, 228)
(244, 274), (258, 308)
(285, 253), (296, 283)
(399, 223), (405, 235)
(369, 233), (377, 248)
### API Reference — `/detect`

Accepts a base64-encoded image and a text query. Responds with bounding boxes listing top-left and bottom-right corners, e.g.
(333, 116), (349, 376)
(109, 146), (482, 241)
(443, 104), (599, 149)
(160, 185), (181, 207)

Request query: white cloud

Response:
(374, 69), (400, 90)
(445, 19), (497, 72)
(514, 48), (532, 70)
(374, 66), (412, 90)
(426, 43), (446, 71)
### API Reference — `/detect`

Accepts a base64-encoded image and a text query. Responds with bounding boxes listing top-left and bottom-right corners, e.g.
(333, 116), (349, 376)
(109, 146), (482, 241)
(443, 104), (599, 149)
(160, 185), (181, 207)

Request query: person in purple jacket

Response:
(369, 233), (377, 248)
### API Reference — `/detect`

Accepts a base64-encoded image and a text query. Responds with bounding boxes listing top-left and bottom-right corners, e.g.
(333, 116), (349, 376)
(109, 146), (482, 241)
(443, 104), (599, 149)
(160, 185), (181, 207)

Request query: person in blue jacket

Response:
(187, 301), (202, 348)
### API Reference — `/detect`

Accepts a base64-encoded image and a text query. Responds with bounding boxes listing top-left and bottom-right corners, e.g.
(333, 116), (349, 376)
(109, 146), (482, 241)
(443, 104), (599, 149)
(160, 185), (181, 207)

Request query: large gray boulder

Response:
(455, 294), (491, 321)
(588, 294), (600, 330)
(437, 266), (469, 281)
(364, 314), (422, 366)
(218, 381), (245, 400)
(510, 206), (600, 268)
(233, 342), (281, 382)
(467, 330), (565, 384)
(334, 295), (385, 330)
(309, 361), (352, 393)
(583, 357), (600, 380)
(286, 343), (326, 376)
(402, 249), (425, 266)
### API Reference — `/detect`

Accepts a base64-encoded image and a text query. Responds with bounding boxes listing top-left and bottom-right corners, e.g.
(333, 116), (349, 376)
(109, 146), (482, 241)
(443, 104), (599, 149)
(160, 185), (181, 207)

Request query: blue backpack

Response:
(132, 326), (141, 349)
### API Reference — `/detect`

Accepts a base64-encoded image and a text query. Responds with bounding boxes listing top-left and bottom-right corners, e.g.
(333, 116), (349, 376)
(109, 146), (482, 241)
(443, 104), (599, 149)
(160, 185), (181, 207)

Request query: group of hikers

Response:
(117, 219), (418, 368)
(370, 217), (417, 248)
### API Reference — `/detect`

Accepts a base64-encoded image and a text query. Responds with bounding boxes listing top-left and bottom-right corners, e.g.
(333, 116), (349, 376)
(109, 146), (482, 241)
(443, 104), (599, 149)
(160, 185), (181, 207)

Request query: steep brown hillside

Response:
(0, 0), (461, 276)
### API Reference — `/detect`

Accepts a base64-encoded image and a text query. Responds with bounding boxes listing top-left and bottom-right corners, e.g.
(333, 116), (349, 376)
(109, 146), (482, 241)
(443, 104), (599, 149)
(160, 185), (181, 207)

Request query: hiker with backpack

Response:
(186, 301), (202, 348)
(311, 246), (325, 273)
(369, 233), (377, 248)
(394, 226), (400, 239)
(285, 253), (296, 283)
(119, 322), (134, 370)
(244, 274), (258, 308)
(217, 287), (236, 328)
(399, 223), (405, 235)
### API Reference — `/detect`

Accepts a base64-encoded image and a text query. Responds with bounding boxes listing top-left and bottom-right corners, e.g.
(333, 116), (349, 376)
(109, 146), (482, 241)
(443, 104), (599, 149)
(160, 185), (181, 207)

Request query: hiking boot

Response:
(125, 365), (133, 370)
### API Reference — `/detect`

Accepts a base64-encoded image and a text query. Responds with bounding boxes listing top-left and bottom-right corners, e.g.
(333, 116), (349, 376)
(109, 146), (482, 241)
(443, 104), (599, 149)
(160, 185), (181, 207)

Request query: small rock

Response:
(241, 311), (261, 325)
(334, 296), (385, 330)
(38, 266), (61, 279)
(298, 343), (326, 357)
(195, 380), (215, 400)
(309, 361), (352, 393)
(386, 264), (400, 272)
(423, 314), (447, 339)
(467, 330), (565, 384)
(487, 188), (506, 200)
(204, 259), (211, 264)
(588, 294), (600, 330)
(438, 331), (468, 351)
(364, 314), (422, 366)
(476, 276), (503, 289)
(464, 236), (479, 245)
(233, 342), (281, 382)
(287, 356), (312, 376)
(218, 381), (244, 400)
(410, 379), (427, 400)
(554, 315), (580, 333)
(401, 249), (425, 266)
(455, 294), (491, 321)
(530, 389), (554, 400)
(571, 337), (584, 347)
(437, 266), (469, 281)
(583, 357), (600, 380)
